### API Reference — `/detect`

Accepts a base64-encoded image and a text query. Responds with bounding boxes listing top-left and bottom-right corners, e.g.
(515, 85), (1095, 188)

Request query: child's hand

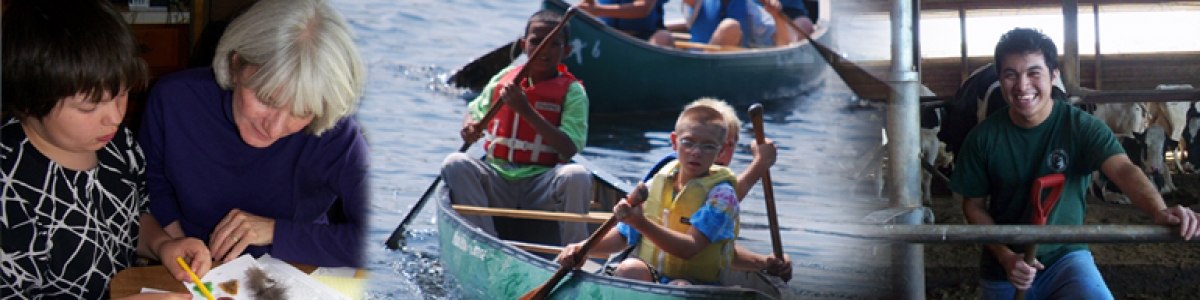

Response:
(751, 138), (777, 167)
(613, 199), (645, 224)
(156, 237), (211, 282)
(765, 253), (793, 283)
(497, 83), (532, 113)
(555, 242), (586, 270)
(461, 121), (483, 144)
(615, 182), (649, 220)
(627, 182), (648, 206)
(574, 0), (596, 12)
(760, 0), (783, 15)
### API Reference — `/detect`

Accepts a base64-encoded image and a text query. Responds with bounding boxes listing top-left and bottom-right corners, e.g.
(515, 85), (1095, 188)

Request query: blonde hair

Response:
(684, 98), (740, 140)
(212, 0), (365, 136)
(675, 105), (728, 142)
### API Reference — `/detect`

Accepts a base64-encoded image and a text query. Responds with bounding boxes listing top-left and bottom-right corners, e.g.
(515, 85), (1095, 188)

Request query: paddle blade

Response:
(447, 40), (523, 91)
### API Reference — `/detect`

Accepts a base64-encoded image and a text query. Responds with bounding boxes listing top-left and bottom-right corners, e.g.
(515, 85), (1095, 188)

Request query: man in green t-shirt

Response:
(949, 28), (1200, 300)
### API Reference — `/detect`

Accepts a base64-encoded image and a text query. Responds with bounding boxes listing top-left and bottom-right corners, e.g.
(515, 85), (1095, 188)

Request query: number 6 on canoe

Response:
(385, 7), (582, 250)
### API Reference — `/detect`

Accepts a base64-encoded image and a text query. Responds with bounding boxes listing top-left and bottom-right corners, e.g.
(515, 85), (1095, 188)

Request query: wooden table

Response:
(109, 262), (317, 298)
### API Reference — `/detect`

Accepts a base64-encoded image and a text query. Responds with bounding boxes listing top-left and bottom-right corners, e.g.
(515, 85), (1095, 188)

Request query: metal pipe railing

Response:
(804, 224), (1196, 244)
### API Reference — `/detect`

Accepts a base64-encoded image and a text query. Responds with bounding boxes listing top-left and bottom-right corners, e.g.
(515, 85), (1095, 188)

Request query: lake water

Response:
(333, 0), (905, 298)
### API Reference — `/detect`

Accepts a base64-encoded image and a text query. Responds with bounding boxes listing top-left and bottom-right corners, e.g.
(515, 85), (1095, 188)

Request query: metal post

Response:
(911, 0), (922, 75)
(888, 0), (923, 298)
(1093, 3), (1103, 90)
(960, 6), (969, 82)
(1063, 0), (1081, 92)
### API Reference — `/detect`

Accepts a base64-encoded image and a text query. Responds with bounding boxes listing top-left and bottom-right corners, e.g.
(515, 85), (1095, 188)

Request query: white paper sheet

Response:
(180, 255), (349, 300)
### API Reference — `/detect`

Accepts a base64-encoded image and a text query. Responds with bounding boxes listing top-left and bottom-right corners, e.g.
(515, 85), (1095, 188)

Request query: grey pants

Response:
(440, 153), (592, 245)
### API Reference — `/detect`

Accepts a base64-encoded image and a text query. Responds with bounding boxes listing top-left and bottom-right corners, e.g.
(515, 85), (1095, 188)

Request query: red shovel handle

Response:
(1029, 173), (1066, 226)
(1015, 173), (1066, 300)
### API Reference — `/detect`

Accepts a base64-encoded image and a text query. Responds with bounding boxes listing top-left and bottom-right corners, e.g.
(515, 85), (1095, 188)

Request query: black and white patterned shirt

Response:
(1, 117), (148, 300)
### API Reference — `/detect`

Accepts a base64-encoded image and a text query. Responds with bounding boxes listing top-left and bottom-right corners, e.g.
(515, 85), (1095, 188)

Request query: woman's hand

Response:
(155, 237), (212, 282)
(209, 209), (276, 263)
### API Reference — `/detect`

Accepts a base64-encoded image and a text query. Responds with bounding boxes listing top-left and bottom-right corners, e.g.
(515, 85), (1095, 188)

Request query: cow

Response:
(874, 92), (951, 204)
(1150, 84), (1196, 173)
(919, 107), (953, 205)
(1088, 130), (1174, 205)
(1087, 101), (1159, 204)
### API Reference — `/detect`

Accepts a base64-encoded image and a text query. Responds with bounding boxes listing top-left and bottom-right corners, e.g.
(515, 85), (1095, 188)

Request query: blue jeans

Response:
(979, 250), (1113, 300)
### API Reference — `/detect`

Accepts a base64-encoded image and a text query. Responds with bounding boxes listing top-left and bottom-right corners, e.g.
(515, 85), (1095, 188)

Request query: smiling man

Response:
(949, 28), (1200, 300)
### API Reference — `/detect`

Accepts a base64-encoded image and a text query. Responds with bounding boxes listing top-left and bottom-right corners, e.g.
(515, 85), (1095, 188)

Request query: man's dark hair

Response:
(994, 28), (1059, 72)
(2, 0), (149, 119)
(525, 9), (570, 43)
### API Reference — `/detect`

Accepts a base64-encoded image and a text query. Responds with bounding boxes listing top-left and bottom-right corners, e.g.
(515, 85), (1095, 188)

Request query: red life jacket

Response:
(483, 64), (580, 166)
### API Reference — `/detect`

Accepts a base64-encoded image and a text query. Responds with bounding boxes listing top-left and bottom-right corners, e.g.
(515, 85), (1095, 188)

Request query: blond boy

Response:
(559, 105), (788, 285)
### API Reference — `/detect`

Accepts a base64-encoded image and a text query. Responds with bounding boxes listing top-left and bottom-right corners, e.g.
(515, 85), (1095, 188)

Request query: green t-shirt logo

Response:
(1047, 149), (1069, 173)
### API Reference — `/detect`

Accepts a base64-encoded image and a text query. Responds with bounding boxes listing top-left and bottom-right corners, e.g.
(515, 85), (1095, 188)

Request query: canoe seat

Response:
(671, 32), (691, 41)
(675, 41), (746, 52)
(453, 204), (613, 224)
(505, 240), (610, 260)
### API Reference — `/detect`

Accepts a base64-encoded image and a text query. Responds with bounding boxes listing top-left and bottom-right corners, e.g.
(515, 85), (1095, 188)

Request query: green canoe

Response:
(544, 0), (832, 114)
(437, 157), (789, 299)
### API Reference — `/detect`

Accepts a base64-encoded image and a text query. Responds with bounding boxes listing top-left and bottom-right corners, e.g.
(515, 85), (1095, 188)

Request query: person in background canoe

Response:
(578, 0), (676, 47)
(140, 0), (369, 268)
(442, 9), (592, 246)
(1, 1), (209, 299)
(777, 0), (815, 38)
(556, 105), (789, 285)
(684, 0), (796, 48)
(950, 28), (1200, 299)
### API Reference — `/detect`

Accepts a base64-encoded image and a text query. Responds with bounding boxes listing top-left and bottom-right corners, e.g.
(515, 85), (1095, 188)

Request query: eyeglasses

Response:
(678, 138), (721, 154)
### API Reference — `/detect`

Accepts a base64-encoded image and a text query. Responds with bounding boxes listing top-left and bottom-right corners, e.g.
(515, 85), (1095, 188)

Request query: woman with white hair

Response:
(140, 0), (368, 268)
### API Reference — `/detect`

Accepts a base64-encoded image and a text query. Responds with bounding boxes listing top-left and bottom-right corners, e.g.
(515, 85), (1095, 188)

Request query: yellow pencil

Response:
(176, 256), (215, 300)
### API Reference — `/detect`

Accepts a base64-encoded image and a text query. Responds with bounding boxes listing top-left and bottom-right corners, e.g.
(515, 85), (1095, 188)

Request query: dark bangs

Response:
(2, 0), (148, 119)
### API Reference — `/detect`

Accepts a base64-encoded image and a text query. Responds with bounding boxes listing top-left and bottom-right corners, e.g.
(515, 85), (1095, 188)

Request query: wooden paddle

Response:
(756, 0), (894, 100)
(748, 103), (786, 265)
(385, 7), (581, 250)
(519, 183), (648, 300)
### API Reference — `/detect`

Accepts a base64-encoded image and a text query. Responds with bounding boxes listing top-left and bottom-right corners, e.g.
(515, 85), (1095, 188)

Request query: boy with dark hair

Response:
(1, 0), (210, 298)
(950, 28), (1200, 299)
(442, 9), (592, 245)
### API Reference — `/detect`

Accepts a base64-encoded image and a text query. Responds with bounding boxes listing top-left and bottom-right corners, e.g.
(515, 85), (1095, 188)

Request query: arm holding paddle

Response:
(555, 182), (651, 269)
(758, 0), (795, 47)
(735, 138), (777, 199)
(962, 196), (1043, 290)
(1101, 155), (1200, 238)
(730, 246), (792, 282)
(617, 194), (721, 259)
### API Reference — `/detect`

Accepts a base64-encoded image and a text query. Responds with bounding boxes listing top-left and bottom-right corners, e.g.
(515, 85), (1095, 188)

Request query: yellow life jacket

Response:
(635, 160), (738, 283)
